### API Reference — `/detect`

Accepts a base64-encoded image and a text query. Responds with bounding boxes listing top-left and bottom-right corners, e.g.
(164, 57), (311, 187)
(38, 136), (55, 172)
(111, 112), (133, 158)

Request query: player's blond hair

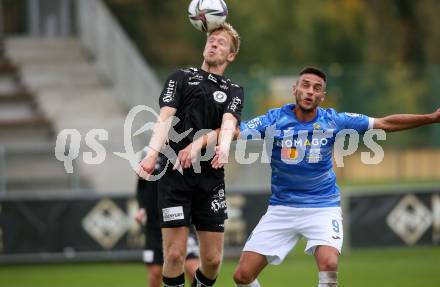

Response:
(209, 22), (241, 54)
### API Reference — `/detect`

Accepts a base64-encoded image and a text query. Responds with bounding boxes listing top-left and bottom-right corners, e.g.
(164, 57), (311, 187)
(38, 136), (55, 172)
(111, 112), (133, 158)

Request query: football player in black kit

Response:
(137, 23), (242, 287)
(135, 148), (200, 287)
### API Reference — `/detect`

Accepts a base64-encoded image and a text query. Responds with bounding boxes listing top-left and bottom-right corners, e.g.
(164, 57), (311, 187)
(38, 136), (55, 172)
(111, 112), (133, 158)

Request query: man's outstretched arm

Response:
(176, 124), (242, 170)
(137, 106), (176, 179)
(174, 128), (220, 170)
(373, 108), (440, 132)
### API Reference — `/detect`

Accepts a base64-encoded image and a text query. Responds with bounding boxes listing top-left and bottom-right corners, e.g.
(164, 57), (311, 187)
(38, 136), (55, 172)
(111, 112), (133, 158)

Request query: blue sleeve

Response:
(333, 110), (372, 133)
(239, 108), (279, 138)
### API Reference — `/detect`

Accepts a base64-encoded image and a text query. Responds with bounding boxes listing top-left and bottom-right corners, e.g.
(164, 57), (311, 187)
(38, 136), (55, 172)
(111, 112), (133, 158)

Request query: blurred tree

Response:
(416, 0), (440, 65)
(228, 0), (368, 67)
(104, 0), (440, 68)
(103, 0), (440, 146)
(2, 0), (27, 35)
(362, 0), (423, 64)
(104, 0), (205, 71)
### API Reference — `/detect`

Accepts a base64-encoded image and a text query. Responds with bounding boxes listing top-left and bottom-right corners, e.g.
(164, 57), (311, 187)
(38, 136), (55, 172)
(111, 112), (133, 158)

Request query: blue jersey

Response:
(240, 104), (374, 208)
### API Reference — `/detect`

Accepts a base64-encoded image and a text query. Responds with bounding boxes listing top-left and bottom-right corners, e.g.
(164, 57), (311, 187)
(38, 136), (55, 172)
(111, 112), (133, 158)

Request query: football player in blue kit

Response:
(227, 67), (440, 287)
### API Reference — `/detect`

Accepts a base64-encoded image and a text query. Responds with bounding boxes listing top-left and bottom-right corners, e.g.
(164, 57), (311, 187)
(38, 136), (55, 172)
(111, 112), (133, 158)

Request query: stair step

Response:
(6, 38), (85, 65)
(0, 75), (21, 95)
(0, 117), (54, 148)
(1, 145), (82, 192)
(5, 178), (92, 193)
(6, 179), (74, 192)
(6, 38), (80, 52)
(0, 100), (38, 121)
(0, 58), (17, 75)
(0, 90), (32, 102)
(5, 152), (70, 180)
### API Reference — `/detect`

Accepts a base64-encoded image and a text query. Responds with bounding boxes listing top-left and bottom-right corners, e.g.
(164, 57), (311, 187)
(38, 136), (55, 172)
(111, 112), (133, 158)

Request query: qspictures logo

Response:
(54, 105), (387, 180)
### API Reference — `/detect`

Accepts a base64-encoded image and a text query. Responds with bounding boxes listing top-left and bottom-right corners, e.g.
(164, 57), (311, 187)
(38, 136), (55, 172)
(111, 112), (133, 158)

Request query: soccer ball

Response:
(188, 0), (228, 32)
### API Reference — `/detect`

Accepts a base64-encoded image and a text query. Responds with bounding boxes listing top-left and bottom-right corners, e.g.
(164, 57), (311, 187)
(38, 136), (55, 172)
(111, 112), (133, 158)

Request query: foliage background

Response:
(102, 0), (440, 147)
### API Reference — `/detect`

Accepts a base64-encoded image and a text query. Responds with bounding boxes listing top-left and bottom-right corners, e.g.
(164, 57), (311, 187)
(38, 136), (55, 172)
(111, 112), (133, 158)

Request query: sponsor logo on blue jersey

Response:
(240, 104), (371, 208)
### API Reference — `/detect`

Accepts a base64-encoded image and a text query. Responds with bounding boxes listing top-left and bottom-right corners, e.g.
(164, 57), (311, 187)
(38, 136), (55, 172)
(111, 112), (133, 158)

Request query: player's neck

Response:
(294, 105), (318, 122)
(201, 62), (227, 76)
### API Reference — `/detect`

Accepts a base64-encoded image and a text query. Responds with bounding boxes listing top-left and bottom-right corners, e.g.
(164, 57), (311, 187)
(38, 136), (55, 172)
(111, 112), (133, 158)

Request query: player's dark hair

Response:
(299, 67), (327, 82)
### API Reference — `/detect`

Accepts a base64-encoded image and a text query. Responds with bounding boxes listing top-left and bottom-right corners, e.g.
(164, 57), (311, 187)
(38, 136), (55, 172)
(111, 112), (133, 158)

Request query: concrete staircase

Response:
(1, 38), (137, 193)
(0, 57), (81, 192)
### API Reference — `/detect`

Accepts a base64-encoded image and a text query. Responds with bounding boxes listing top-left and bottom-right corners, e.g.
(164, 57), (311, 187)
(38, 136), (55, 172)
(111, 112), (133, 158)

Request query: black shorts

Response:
(158, 167), (228, 231)
(143, 227), (163, 265)
(143, 226), (200, 265)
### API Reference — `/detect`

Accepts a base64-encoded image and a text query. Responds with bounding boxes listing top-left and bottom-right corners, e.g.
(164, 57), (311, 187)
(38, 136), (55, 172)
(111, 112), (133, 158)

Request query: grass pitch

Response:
(1, 244), (439, 287)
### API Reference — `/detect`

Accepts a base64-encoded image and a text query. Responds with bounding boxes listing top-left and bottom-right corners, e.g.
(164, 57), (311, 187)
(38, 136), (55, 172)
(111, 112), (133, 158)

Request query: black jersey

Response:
(159, 67), (244, 158)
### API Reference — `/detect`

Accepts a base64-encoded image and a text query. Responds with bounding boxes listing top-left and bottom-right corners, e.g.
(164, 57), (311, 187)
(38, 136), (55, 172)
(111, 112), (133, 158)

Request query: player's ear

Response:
(320, 92), (326, 102)
(227, 52), (236, 62)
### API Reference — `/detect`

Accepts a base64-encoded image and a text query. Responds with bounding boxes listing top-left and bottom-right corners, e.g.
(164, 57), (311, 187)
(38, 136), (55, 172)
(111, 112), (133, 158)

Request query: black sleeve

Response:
(225, 85), (244, 123)
(159, 69), (186, 109)
(136, 178), (148, 209)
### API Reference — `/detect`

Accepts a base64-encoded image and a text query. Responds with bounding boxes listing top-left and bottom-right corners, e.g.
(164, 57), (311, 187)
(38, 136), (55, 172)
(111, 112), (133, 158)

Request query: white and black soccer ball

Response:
(188, 0), (228, 32)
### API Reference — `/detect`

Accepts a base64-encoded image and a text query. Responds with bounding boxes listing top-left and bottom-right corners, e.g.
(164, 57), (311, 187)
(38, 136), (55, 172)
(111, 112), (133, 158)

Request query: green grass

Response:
(338, 179), (440, 190)
(1, 244), (440, 287)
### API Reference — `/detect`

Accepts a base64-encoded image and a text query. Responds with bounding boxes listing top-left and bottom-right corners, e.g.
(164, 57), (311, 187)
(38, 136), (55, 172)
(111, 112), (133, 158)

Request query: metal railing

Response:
(76, 0), (161, 111)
